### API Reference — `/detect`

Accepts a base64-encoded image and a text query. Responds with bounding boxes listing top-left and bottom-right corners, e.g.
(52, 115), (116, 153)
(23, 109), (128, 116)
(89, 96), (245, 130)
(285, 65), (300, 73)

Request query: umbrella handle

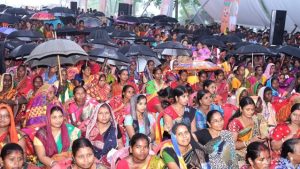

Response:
(57, 55), (63, 84)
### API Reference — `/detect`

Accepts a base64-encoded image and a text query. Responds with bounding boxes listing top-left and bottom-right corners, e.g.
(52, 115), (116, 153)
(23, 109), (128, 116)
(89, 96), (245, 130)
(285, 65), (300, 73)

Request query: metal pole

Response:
(189, 0), (210, 24)
(175, 0), (178, 19)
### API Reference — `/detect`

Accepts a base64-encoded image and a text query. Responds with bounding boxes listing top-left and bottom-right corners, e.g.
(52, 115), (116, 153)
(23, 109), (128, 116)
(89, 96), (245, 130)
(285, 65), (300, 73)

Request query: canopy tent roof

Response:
(200, 0), (300, 32)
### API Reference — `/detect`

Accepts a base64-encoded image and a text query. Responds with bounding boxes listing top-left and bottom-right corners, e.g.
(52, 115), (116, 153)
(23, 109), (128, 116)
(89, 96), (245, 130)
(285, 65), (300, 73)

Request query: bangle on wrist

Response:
(50, 160), (56, 167)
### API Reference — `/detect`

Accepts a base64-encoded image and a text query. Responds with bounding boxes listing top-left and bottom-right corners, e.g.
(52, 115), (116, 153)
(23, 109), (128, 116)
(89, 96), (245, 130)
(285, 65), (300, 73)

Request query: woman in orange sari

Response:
(0, 73), (17, 103)
(0, 104), (26, 152)
(86, 74), (111, 102)
(111, 69), (138, 97)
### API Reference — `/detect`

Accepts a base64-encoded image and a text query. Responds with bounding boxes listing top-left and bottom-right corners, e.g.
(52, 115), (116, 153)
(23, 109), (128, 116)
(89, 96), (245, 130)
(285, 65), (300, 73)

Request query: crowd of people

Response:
(0, 8), (300, 169)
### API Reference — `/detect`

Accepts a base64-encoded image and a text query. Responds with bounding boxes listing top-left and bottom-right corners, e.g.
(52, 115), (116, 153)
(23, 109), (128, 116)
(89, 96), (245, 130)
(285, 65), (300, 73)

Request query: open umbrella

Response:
(201, 38), (225, 47)
(87, 29), (110, 41)
(157, 16), (178, 23)
(94, 12), (105, 17)
(56, 27), (85, 36)
(27, 55), (88, 67)
(155, 41), (190, 56)
(161, 48), (191, 56)
(89, 48), (129, 63)
(174, 61), (221, 71)
(116, 15), (139, 24)
(138, 17), (154, 24)
(0, 14), (20, 24)
(3, 8), (28, 16)
(0, 27), (17, 35)
(30, 12), (55, 21)
(134, 56), (161, 72)
(118, 44), (156, 57)
(134, 37), (156, 43)
(155, 41), (188, 50)
(219, 35), (242, 43)
(3, 40), (24, 50)
(89, 39), (119, 49)
(276, 45), (300, 58)
(50, 7), (74, 17)
(9, 43), (37, 59)
(7, 30), (44, 41)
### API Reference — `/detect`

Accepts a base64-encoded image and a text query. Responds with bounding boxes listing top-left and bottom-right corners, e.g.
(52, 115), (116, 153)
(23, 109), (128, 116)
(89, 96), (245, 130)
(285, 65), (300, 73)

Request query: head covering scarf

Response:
(266, 78), (279, 97)
(0, 104), (18, 143)
(253, 82), (262, 96)
(0, 73), (13, 92)
(130, 94), (151, 136)
(85, 103), (118, 158)
(258, 86), (277, 127)
(263, 63), (275, 80)
(35, 102), (70, 157)
(235, 87), (247, 106)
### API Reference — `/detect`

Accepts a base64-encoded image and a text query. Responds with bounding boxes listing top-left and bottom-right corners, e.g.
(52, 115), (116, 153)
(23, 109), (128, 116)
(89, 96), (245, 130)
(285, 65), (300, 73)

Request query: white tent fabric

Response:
(200, 0), (300, 32)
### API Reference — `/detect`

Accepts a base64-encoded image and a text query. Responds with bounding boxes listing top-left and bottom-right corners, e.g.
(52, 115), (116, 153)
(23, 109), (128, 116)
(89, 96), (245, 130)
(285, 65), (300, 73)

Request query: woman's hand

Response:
(250, 136), (265, 143)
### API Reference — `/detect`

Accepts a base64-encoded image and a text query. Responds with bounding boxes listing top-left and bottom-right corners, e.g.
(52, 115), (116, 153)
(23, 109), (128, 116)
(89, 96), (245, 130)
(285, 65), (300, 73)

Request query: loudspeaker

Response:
(270, 10), (286, 45)
(118, 3), (132, 16)
(70, 2), (77, 13)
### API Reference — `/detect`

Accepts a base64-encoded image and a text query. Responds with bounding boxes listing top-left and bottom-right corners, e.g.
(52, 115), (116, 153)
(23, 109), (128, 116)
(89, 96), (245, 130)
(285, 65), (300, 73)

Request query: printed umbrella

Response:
(30, 12), (56, 21)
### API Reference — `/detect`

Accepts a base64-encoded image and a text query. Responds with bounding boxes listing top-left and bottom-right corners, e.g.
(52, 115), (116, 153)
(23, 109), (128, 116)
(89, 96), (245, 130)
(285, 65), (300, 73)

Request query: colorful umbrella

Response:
(30, 12), (56, 21)
(174, 61), (221, 71)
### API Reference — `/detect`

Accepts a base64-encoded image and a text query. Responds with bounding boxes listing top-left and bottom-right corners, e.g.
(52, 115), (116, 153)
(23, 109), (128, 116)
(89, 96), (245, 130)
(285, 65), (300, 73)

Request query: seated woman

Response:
(195, 90), (223, 130)
(1, 143), (38, 169)
(228, 97), (266, 167)
(115, 133), (164, 169)
(125, 94), (156, 145)
(159, 123), (208, 169)
(73, 64), (98, 89)
(34, 103), (81, 168)
(64, 86), (98, 127)
(163, 86), (197, 135)
(193, 110), (237, 168)
(66, 138), (107, 169)
(0, 104), (26, 152)
(214, 70), (229, 104)
(80, 103), (123, 167)
(170, 70), (189, 89)
(86, 74), (111, 102)
(0, 73), (17, 105)
(275, 138), (300, 169)
(266, 77), (285, 99)
(54, 68), (74, 104)
(241, 142), (271, 169)
(111, 69), (138, 97)
(146, 67), (168, 95)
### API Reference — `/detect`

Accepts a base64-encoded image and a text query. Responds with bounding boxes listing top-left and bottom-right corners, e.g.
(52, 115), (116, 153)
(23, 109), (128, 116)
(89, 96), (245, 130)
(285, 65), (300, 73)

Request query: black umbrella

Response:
(3, 8), (28, 16)
(89, 39), (119, 49)
(7, 30), (44, 41)
(94, 12), (105, 17)
(59, 16), (76, 25)
(87, 29), (110, 40)
(56, 27), (87, 36)
(155, 41), (191, 56)
(3, 40), (25, 50)
(157, 16), (178, 23)
(138, 17), (154, 24)
(134, 37), (156, 43)
(232, 42), (252, 50)
(219, 35), (242, 43)
(50, 7), (74, 14)
(155, 41), (189, 50)
(118, 44), (156, 57)
(27, 55), (88, 67)
(234, 44), (272, 55)
(0, 14), (20, 24)
(111, 30), (136, 39)
(89, 48), (129, 63)
(9, 43), (37, 59)
(152, 15), (167, 22)
(201, 38), (225, 47)
(116, 15), (140, 24)
(276, 45), (300, 58)
(173, 28), (190, 34)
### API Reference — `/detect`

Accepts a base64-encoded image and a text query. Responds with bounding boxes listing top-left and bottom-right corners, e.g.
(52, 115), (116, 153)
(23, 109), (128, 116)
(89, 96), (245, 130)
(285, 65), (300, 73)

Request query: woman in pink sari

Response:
(247, 65), (263, 86)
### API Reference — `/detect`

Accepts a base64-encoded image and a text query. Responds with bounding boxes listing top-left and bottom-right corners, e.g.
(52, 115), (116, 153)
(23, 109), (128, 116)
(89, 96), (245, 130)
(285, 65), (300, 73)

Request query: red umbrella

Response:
(30, 12), (56, 21)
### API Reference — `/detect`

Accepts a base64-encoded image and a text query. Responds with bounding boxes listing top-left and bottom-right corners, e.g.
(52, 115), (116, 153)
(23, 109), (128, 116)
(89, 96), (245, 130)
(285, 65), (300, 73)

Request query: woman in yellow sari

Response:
(228, 97), (266, 167)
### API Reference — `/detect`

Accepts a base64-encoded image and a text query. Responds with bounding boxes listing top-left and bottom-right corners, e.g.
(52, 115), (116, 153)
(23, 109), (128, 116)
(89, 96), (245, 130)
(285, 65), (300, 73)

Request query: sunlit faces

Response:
(98, 76), (106, 87)
(179, 71), (188, 83)
(49, 66), (58, 74)
(2, 151), (24, 169)
(130, 139), (149, 162)
(50, 110), (64, 129)
(60, 70), (68, 81)
(136, 98), (147, 113)
(271, 79), (280, 90)
(176, 93), (189, 106)
(97, 105), (111, 125)
(216, 72), (225, 81)
(0, 108), (10, 128)
(73, 147), (95, 169)
(256, 66), (263, 76)
(238, 66), (245, 76)
(2, 74), (12, 90)
(241, 104), (255, 118)
(207, 112), (224, 131)
(175, 125), (191, 147)
(248, 150), (271, 169)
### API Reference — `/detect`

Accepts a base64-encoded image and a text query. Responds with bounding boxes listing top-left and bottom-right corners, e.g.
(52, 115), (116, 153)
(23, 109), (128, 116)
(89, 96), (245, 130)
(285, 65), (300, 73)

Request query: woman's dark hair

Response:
(198, 70), (207, 77)
(130, 133), (149, 147)
(178, 70), (188, 76)
(152, 67), (162, 75)
(291, 103), (300, 113)
(206, 110), (223, 124)
(227, 97), (255, 129)
(173, 86), (188, 101)
(17, 64), (26, 71)
(281, 138), (300, 158)
(122, 85), (134, 99)
(117, 69), (128, 83)
(264, 87), (272, 97)
(186, 85), (194, 94)
(73, 86), (86, 95)
(157, 87), (172, 99)
(295, 84), (300, 93)
(50, 106), (64, 115)
(203, 80), (215, 90)
(33, 75), (43, 83)
(271, 78), (279, 86)
(245, 142), (269, 164)
(80, 63), (91, 76)
(1, 143), (24, 160)
(172, 122), (189, 134)
(196, 90), (210, 105)
(72, 138), (94, 156)
(147, 60), (154, 66)
(99, 74), (106, 80)
(214, 69), (224, 76)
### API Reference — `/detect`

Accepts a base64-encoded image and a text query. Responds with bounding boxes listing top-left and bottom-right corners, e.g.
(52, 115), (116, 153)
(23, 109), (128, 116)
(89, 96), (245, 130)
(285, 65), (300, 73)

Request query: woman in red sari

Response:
(215, 70), (229, 104)
(14, 65), (32, 99)
(111, 69), (138, 97)
(108, 85), (136, 144)
(86, 74), (111, 102)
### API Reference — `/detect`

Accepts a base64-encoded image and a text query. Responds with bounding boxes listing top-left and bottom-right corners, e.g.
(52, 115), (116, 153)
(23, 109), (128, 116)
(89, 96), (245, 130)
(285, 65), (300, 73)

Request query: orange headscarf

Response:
(0, 104), (18, 143)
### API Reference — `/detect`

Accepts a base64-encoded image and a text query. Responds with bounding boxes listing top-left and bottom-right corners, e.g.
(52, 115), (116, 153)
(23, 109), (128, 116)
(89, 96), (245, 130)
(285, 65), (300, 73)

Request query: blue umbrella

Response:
(44, 17), (64, 29)
(0, 27), (17, 35)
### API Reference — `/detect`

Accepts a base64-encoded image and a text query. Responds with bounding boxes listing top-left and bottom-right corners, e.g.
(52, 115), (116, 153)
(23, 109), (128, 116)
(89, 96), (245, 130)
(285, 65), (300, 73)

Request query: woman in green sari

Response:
(228, 97), (266, 167)
(146, 67), (168, 95)
(33, 103), (81, 168)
